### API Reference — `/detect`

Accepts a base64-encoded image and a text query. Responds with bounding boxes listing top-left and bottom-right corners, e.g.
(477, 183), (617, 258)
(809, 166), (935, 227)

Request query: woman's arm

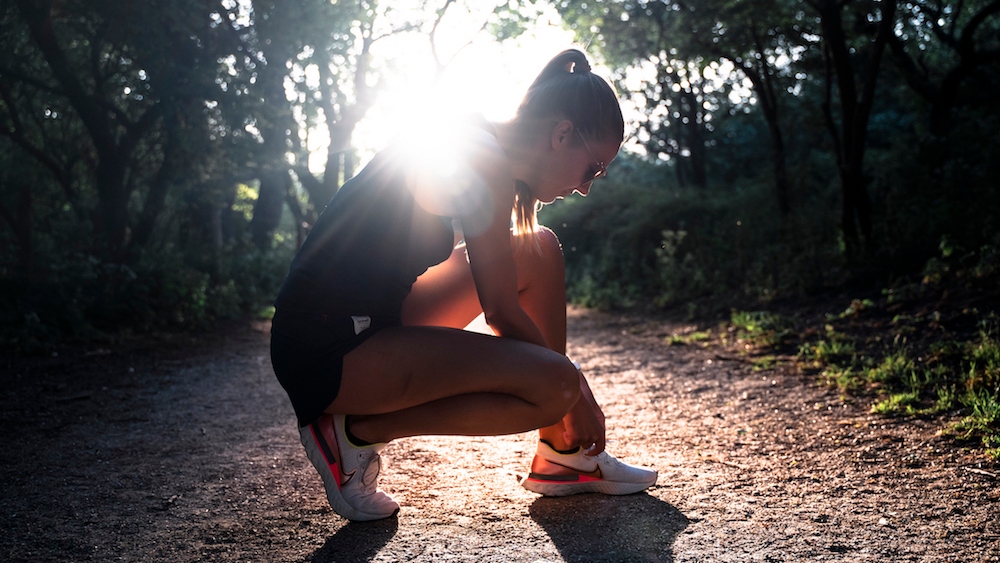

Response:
(561, 365), (607, 454)
(459, 150), (550, 349)
(404, 125), (549, 348)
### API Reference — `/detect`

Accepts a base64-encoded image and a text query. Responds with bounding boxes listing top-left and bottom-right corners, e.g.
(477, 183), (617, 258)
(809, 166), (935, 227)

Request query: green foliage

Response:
(950, 388), (1000, 460)
(724, 235), (1000, 457)
(666, 330), (711, 346)
(0, 234), (295, 353)
(730, 311), (794, 349)
(791, 305), (1000, 456)
(828, 299), (876, 321)
(798, 329), (856, 367)
(751, 355), (778, 372)
(871, 391), (921, 415)
(540, 156), (845, 312)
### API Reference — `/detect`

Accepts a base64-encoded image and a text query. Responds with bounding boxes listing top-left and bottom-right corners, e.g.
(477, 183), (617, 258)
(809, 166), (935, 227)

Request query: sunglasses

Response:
(577, 129), (608, 185)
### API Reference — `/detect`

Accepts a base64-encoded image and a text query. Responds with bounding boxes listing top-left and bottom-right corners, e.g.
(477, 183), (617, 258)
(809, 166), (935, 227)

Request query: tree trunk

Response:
(95, 157), (130, 257)
(344, 151), (356, 181)
(251, 25), (297, 250)
(816, 0), (893, 253)
(211, 205), (223, 283)
(0, 183), (35, 277)
(250, 170), (289, 250)
(769, 121), (790, 215)
(738, 63), (791, 215)
(129, 111), (183, 254)
(682, 91), (708, 189)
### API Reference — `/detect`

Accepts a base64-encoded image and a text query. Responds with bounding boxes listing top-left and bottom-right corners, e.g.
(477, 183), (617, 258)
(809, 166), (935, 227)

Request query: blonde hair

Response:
(510, 49), (624, 242)
(512, 180), (539, 239)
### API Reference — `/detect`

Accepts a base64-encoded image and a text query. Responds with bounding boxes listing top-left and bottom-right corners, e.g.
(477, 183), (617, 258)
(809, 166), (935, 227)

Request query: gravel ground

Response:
(1, 307), (998, 562)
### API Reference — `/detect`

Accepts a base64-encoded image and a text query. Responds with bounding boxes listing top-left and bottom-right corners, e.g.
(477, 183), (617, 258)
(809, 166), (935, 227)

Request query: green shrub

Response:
(0, 235), (295, 352)
(540, 160), (844, 312)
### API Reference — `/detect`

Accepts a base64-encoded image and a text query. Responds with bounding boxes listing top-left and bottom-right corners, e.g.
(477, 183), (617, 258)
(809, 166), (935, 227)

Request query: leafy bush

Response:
(0, 236), (295, 353)
(541, 159), (844, 312)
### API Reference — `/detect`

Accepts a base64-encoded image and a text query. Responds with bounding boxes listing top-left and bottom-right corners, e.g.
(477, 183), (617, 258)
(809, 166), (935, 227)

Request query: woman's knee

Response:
(514, 226), (565, 291)
(534, 226), (563, 261)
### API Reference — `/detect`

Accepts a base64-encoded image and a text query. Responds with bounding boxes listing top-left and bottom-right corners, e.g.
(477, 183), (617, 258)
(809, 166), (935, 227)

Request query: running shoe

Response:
(520, 440), (657, 496)
(299, 414), (399, 521)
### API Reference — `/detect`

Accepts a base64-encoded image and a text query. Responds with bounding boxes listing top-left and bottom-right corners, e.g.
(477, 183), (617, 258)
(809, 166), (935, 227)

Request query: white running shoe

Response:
(521, 440), (657, 496)
(299, 414), (399, 521)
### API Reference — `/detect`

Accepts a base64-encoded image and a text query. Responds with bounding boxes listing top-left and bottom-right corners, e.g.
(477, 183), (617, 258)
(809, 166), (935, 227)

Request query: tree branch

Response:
(0, 81), (77, 205)
(821, 43), (844, 170)
(0, 65), (63, 94)
(886, 32), (940, 102)
(958, 0), (1000, 56)
(14, 0), (117, 157)
(852, 0), (896, 154)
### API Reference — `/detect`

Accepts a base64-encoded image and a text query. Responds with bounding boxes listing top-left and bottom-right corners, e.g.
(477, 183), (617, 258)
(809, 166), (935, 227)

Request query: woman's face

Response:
(532, 132), (620, 205)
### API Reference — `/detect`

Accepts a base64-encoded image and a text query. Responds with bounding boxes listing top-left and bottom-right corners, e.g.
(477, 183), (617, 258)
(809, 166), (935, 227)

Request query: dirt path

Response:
(2, 307), (998, 562)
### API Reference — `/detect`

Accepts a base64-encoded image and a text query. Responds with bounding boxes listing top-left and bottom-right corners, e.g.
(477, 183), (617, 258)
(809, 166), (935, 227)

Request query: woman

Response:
(270, 49), (656, 522)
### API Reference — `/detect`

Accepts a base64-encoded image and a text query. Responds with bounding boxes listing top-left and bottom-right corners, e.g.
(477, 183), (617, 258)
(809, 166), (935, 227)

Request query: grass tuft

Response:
(666, 330), (712, 346)
(731, 288), (999, 458)
(731, 310), (794, 349)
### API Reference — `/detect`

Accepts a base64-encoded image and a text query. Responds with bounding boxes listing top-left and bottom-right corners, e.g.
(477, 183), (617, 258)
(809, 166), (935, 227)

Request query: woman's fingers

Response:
(561, 400), (606, 454)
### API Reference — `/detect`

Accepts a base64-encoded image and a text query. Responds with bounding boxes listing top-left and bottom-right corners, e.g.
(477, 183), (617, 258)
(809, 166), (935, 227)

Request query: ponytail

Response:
(512, 180), (538, 239)
(511, 49), (624, 241)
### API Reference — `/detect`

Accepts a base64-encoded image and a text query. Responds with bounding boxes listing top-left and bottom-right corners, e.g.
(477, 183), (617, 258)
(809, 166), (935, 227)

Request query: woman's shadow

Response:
(308, 515), (398, 563)
(530, 492), (688, 562)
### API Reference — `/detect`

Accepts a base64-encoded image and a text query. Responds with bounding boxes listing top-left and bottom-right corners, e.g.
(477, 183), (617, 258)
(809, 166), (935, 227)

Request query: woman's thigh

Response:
(401, 228), (565, 329)
(400, 245), (481, 329)
(327, 324), (577, 416)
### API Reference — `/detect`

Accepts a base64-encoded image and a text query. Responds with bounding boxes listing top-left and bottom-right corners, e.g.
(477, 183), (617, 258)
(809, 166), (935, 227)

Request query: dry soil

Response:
(2, 307), (998, 562)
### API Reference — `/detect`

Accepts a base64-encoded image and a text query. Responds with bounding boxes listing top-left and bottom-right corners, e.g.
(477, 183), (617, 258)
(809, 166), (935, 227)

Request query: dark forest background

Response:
(4, 0), (998, 338)
(2, 1), (998, 452)
(545, 0), (999, 313)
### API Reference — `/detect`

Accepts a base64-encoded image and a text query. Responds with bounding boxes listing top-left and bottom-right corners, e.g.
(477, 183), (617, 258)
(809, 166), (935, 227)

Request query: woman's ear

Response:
(550, 119), (575, 150)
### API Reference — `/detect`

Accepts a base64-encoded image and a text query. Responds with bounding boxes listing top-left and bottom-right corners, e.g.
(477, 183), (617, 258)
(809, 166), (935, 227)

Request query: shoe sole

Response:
(521, 473), (657, 496)
(299, 423), (398, 521)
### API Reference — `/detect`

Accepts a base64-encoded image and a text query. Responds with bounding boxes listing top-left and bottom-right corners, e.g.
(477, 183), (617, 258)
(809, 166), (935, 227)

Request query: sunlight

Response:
(307, 5), (576, 174)
(396, 115), (496, 233)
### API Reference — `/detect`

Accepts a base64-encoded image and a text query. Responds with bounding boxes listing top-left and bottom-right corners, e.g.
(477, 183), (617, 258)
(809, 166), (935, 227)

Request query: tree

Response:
(0, 0), (256, 264)
(556, 0), (807, 212)
(637, 59), (717, 189)
(810, 0), (897, 252)
(888, 0), (1000, 137)
(282, 0), (536, 228)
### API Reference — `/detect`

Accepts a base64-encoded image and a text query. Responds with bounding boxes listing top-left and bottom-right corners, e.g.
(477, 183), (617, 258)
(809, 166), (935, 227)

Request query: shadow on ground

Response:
(529, 492), (688, 562)
(308, 516), (399, 562)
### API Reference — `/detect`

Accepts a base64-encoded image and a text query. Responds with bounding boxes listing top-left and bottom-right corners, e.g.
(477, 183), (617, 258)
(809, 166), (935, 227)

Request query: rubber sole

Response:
(521, 474), (657, 497)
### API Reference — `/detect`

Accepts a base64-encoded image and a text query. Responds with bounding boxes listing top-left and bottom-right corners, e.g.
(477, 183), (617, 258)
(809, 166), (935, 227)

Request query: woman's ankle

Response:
(537, 425), (571, 451)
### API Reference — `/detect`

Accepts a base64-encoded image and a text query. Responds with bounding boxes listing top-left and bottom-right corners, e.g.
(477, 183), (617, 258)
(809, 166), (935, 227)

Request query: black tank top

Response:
(274, 118), (495, 319)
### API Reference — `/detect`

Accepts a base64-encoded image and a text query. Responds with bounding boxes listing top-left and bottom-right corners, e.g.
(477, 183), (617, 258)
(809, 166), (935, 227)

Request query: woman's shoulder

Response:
(396, 113), (510, 218)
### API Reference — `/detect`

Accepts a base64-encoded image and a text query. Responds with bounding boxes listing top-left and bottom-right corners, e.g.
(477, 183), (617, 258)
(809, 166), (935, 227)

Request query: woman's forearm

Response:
(484, 305), (551, 350)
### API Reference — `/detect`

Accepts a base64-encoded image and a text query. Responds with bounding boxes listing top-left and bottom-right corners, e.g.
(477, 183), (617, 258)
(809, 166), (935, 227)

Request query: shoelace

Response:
(595, 451), (625, 469)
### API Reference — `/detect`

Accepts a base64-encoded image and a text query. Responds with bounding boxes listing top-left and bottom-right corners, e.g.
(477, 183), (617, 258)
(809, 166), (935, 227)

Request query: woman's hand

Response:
(560, 368), (607, 455)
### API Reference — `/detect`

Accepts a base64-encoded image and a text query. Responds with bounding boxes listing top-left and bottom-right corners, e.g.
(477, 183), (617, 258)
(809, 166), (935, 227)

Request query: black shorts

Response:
(269, 309), (400, 427)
